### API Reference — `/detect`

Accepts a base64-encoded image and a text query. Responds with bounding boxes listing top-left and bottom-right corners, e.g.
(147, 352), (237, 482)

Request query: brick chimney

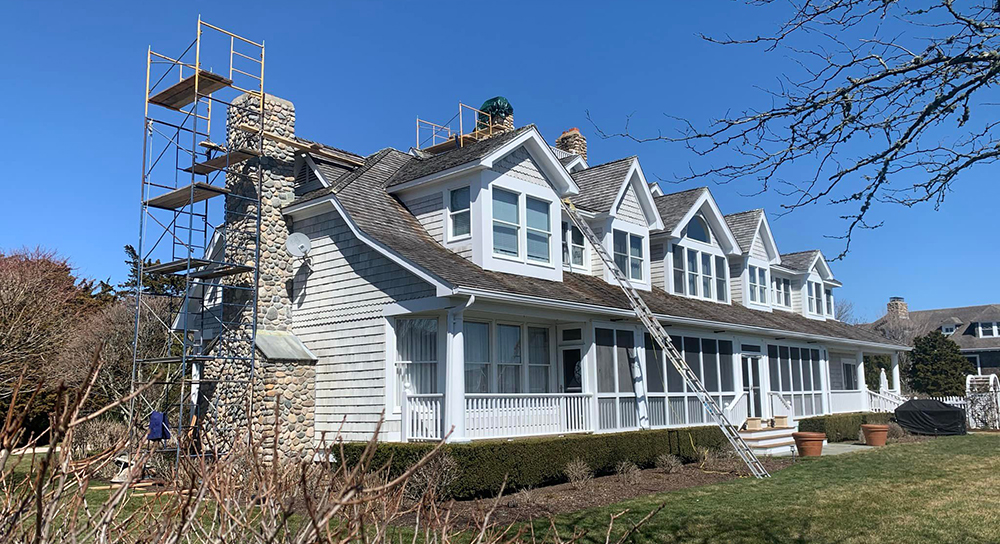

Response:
(887, 296), (909, 320)
(556, 128), (587, 162)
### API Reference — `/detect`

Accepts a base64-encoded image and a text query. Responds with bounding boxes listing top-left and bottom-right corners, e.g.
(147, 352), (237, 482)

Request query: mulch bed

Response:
(402, 457), (793, 529)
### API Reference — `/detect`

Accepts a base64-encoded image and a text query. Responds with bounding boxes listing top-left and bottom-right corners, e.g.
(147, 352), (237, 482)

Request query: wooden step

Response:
(144, 182), (229, 210)
(149, 71), (232, 110)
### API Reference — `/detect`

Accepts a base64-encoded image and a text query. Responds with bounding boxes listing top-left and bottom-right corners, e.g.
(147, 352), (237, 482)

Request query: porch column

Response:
(818, 349), (831, 415)
(890, 352), (901, 395)
(857, 351), (870, 411)
(444, 299), (472, 443)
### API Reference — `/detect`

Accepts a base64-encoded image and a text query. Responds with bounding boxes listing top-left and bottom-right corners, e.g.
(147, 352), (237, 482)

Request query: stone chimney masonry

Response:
(556, 128), (587, 162)
(887, 296), (909, 320)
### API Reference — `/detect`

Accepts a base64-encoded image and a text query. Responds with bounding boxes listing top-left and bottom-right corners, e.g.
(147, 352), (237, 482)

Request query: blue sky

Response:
(1, 1), (996, 320)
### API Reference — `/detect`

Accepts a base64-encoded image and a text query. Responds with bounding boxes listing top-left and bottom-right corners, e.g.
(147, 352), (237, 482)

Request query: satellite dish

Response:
(285, 232), (311, 258)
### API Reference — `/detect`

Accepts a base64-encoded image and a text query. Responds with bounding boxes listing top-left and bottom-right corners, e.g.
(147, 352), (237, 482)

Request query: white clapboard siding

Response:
(400, 192), (444, 243)
(590, 225), (606, 277)
(790, 279), (803, 314)
(293, 210), (435, 442)
(749, 230), (769, 261)
(492, 146), (548, 187)
(650, 241), (666, 289)
(729, 261), (744, 305)
(615, 184), (646, 226)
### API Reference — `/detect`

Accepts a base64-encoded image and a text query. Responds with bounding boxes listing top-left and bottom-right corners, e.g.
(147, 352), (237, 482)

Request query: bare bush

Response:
(614, 460), (641, 486)
(887, 422), (906, 440)
(655, 453), (682, 474)
(702, 448), (746, 475)
(404, 450), (458, 502)
(69, 417), (128, 480)
(564, 458), (593, 490)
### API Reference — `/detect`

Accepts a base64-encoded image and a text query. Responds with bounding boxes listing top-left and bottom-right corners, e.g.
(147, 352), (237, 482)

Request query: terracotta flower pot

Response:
(792, 432), (826, 457)
(861, 424), (889, 447)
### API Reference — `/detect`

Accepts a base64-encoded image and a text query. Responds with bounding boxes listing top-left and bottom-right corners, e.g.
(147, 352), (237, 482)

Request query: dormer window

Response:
(562, 222), (585, 267)
(981, 322), (998, 338)
(686, 215), (711, 244)
(772, 277), (791, 308)
(491, 188), (552, 264)
(748, 266), (767, 304)
(448, 187), (471, 239)
(613, 229), (643, 281)
(671, 244), (727, 301)
(807, 281), (822, 314)
(825, 289), (834, 317)
(942, 325), (956, 336)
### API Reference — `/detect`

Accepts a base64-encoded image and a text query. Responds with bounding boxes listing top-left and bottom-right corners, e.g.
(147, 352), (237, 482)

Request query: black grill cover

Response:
(894, 399), (967, 436)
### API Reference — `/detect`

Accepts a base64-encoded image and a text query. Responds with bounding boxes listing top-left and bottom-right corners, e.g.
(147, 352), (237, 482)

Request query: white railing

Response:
(465, 393), (593, 440)
(829, 390), (867, 414)
(724, 391), (748, 429)
(768, 392), (794, 423)
(930, 396), (968, 410)
(401, 393), (444, 442)
(868, 389), (906, 413)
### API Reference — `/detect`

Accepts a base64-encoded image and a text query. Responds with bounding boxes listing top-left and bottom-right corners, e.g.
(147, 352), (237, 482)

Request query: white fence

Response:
(868, 390), (906, 413)
(724, 391), (748, 428)
(465, 393), (593, 440)
(401, 393), (444, 442)
(929, 396), (967, 410)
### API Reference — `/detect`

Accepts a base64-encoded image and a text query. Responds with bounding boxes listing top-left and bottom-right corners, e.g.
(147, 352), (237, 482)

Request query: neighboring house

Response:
(188, 95), (908, 458)
(873, 297), (1000, 375)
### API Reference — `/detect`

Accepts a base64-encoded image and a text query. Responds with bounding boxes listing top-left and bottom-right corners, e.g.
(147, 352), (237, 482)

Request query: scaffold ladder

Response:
(560, 199), (770, 479)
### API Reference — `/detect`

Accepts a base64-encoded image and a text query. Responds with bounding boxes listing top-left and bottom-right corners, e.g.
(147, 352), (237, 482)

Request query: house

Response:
(187, 94), (908, 458)
(873, 297), (1000, 375)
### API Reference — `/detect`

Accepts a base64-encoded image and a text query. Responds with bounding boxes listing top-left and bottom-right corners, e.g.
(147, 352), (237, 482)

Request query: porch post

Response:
(890, 352), (901, 395)
(444, 299), (472, 442)
(857, 351), (870, 411)
(818, 349), (830, 415)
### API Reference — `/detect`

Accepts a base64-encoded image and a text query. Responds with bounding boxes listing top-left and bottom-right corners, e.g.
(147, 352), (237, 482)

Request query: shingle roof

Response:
(652, 187), (708, 234)
(559, 155), (578, 166)
(779, 250), (820, 271)
(385, 125), (534, 188)
(295, 150), (902, 349)
(892, 304), (1000, 351)
(568, 157), (635, 212)
(724, 209), (763, 254)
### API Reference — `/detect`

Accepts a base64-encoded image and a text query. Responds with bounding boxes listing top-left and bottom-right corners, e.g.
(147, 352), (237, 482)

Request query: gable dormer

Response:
(775, 250), (839, 320)
(723, 209), (781, 311)
(653, 187), (740, 303)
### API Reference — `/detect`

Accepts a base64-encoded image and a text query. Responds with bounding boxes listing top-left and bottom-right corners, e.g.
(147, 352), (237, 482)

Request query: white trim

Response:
(608, 159), (664, 230)
(668, 190), (741, 256)
(303, 155), (331, 188)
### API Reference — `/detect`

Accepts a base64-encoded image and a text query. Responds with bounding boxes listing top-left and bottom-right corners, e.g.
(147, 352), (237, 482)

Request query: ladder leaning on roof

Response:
(559, 199), (770, 479)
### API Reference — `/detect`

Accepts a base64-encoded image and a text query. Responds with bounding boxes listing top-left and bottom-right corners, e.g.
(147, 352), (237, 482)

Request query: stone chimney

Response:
(887, 296), (909, 320)
(556, 128), (587, 162)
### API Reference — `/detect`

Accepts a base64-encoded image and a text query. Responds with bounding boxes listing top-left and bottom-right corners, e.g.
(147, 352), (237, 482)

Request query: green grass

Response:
(536, 434), (1000, 544)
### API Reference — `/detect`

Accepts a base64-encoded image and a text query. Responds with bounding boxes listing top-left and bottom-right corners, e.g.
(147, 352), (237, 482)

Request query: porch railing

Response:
(829, 390), (866, 414)
(868, 389), (906, 413)
(724, 391), (748, 429)
(768, 392), (794, 424)
(401, 393), (444, 442)
(466, 393), (593, 440)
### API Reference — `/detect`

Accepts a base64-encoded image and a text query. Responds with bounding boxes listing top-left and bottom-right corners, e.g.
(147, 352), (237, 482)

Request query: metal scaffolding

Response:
(128, 17), (265, 464)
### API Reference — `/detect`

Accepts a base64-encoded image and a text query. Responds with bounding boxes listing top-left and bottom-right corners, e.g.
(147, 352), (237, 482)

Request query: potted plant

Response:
(861, 423), (890, 447)
(791, 432), (826, 457)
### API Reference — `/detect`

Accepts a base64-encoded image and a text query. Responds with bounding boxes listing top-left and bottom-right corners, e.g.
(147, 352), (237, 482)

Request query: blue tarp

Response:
(147, 411), (171, 441)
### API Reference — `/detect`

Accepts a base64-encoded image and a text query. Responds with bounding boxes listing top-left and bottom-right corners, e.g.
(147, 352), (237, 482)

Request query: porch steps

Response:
(739, 426), (797, 456)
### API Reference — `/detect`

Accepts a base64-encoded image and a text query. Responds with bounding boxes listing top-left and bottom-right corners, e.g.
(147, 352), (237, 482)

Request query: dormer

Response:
(387, 126), (579, 282)
(940, 317), (962, 336)
(723, 209), (781, 311)
(653, 187), (741, 303)
(568, 157), (663, 290)
(775, 250), (840, 321)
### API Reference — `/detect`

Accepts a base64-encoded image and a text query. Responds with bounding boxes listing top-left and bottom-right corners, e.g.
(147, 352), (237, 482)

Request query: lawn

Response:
(538, 434), (1000, 544)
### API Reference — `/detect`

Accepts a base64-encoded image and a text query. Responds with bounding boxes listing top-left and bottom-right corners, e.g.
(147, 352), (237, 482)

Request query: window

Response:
(492, 189), (519, 258)
(942, 325), (956, 336)
(686, 248), (699, 295)
(748, 266), (767, 304)
(449, 187), (470, 239)
(613, 230), (644, 281)
(562, 221), (585, 267)
(525, 197), (550, 263)
(396, 318), (438, 408)
(671, 245), (727, 301)
(772, 277), (791, 307)
(981, 322), (998, 338)
(714, 256), (727, 302)
(596, 327), (641, 429)
(768, 345), (823, 417)
(807, 282), (821, 314)
(464, 322), (491, 393)
(825, 289), (834, 316)
(492, 189), (552, 264)
(842, 361), (858, 390)
(527, 327), (551, 393)
(686, 215), (711, 243)
(644, 335), (736, 427)
(497, 324), (522, 393)
(701, 253), (713, 300)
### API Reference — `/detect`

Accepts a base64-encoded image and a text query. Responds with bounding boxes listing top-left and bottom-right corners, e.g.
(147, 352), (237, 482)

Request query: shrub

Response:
(564, 458), (593, 490)
(655, 453), (682, 474)
(614, 460), (641, 485)
(887, 421), (906, 440)
(702, 447), (744, 474)
(404, 451), (458, 501)
(797, 412), (892, 443)
(69, 418), (129, 480)
(335, 425), (727, 499)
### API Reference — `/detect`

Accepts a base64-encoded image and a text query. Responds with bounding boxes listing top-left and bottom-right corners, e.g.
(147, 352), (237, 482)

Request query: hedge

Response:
(797, 412), (893, 443)
(335, 426), (726, 499)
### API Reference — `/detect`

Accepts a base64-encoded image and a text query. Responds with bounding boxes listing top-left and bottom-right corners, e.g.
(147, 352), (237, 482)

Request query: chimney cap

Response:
(560, 127), (582, 136)
(890, 296), (905, 302)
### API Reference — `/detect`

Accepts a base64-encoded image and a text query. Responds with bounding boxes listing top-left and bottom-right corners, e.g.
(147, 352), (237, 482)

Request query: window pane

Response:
(811, 350), (822, 390)
(630, 256), (643, 280)
(572, 246), (584, 266)
(684, 337), (701, 383)
(630, 235), (643, 258)
(613, 230), (627, 255)
(779, 346), (791, 391)
(687, 216), (710, 243)
(528, 327), (550, 365)
(526, 231), (550, 262)
(572, 226), (584, 245)
(497, 324), (522, 393)
(450, 187), (470, 211)
(526, 197), (549, 231)
(493, 224), (518, 256)
(719, 341), (734, 391)
(715, 256), (727, 302)
(493, 189), (518, 223)
(596, 328), (615, 393)
(768, 345), (779, 390)
(667, 336), (685, 392)
(452, 211), (470, 237)
(703, 339), (719, 392)
(687, 249), (699, 273)
(562, 328), (582, 342)
(528, 366), (549, 394)
(614, 253), (629, 275)
(397, 318), (437, 363)
(674, 269), (685, 295)
(464, 322), (490, 393)
(644, 333), (665, 393)
(791, 348), (802, 391)
(617, 330), (636, 393)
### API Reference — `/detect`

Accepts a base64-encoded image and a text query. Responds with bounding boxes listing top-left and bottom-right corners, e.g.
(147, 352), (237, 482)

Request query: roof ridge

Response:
(724, 208), (764, 218)
(576, 155), (636, 170)
(653, 186), (707, 200)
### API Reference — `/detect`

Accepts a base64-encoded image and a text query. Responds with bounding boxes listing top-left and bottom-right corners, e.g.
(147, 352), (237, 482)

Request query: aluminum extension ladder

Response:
(560, 199), (770, 478)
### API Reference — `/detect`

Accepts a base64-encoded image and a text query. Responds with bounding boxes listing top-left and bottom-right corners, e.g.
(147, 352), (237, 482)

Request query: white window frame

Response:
(772, 276), (791, 308)
(748, 265), (768, 305)
(490, 187), (554, 267)
(447, 186), (471, 242)
(613, 229), (645, 282)
(562, 221), (587, 269)
(807, 281), (822, 315)
(669, 242), (728, 302)
(466, 319), (558, 395)
(942, 324), (956, 336)
(980, 322), (998, 338)
(645, 331), (739, 428)
(824, 288), (834, 317)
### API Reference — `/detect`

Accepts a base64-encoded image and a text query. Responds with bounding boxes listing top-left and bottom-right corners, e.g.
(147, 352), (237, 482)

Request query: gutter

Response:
(452, 287), (911, 352)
